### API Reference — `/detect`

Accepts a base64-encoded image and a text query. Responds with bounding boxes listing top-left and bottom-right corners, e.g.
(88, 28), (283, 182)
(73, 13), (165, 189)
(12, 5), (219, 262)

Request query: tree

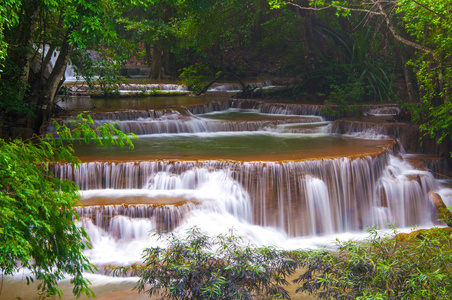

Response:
(118, 0), (179, 79)
(0, 0), (129, 138)
(396, 0), (452, 153)
(0, 114), (135, 298)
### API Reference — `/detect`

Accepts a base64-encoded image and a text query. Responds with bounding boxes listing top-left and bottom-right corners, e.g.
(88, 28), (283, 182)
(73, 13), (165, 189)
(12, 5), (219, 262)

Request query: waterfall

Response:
(54, 151), (440, 240)
(207, 81), (275, 92)
(117, 83), (188, 92)
(186, 100), (232, 115)
(48, 108), (325, 135)
(186, 99), (401, 120)
(367, 106), (401, 115)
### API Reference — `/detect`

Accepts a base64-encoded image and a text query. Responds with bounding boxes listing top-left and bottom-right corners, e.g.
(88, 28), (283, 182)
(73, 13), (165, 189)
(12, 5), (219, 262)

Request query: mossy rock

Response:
(394, 227), (452, 241)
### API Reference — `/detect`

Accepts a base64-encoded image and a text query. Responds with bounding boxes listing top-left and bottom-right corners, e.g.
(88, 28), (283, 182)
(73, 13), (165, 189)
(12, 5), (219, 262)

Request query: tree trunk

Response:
(438, 64), (450, 103)
(8, 0), (40, 102)
(393, 45), (417, 103)
(401, 55), (417, 103)
(38, 37), (73, 125)
(145, 43), (152, 66)
(150, 43), (162, 79)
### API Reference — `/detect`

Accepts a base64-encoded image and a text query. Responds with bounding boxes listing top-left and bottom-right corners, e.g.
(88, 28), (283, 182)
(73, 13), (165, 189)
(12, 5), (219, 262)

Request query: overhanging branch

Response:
(282, 0), (435, 55)
(375, 0), (434, 55)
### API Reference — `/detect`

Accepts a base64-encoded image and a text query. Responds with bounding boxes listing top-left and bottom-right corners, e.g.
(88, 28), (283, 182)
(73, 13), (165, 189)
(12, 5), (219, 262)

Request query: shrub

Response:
(0, 114), (135, 298)
(295, 225), (452, 299)
(125, 227), (301, 300)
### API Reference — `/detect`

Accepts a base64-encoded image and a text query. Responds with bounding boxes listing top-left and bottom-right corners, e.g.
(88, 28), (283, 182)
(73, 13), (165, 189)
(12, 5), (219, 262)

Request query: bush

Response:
(0, 114), (135, 298)
(179, 63), (210, 93)
(295, 225), (452, 299)
(124, 227), (301, 300)
(122, 225), (452, 300)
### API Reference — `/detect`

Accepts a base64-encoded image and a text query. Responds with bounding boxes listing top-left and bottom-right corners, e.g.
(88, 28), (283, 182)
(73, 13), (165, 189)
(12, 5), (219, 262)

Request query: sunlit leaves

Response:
(267, 0), (286, 9)
(397, 0), (452, 152)
(0, 114), (135, 297)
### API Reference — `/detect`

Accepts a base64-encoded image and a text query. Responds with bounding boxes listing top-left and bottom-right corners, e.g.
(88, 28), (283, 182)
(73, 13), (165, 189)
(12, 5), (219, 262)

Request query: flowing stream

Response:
(4, 92), (451, 299)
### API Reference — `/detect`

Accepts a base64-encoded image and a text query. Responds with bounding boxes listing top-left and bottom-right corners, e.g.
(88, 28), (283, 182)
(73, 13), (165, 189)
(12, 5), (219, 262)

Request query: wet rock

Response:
(330, 118), (450, 158)
(429, 192), (452, 227)
(393, 107), (412, 122)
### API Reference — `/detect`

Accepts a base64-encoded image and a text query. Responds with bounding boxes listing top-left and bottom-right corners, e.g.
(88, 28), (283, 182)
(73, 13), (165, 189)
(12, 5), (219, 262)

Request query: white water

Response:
(49, 108), (325, 135)
(58, 152), (446, 268)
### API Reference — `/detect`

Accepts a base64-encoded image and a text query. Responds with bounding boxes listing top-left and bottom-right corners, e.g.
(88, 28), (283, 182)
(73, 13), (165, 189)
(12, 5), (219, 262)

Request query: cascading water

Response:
(46, 99), (448, 253)
(72, 167), (253, 267)
(48, 108), (325, 135)
(53, 152), (440, 242)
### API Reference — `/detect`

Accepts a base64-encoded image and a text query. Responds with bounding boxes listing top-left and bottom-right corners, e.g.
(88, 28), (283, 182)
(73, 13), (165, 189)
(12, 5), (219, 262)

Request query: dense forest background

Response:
(0, 0), (451, 148)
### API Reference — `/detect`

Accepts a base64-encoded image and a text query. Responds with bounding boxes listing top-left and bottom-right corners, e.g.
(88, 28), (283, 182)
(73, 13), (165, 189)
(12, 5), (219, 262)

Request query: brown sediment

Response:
(77, 195), (198, 207)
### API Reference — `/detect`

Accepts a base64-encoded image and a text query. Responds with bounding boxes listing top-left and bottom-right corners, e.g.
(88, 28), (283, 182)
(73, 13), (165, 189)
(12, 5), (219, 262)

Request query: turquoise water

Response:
(74, 132), (392, 162)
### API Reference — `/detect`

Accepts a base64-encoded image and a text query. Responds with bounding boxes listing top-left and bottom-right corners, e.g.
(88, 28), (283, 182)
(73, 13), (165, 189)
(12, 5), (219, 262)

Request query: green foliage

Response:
(179, 63), (210, 93)
(396, 0), (452, 153)
(323, 80), (364, 118)
(72, 50), (127, 96)
(295, 225), (452, 299)
(314, 27), (396, 104)
(126, 225), (452, 300)
(124, 227), (300, 300)
(0, 0), (20, 67)
(0, 60), (34, 114)
(258, 9), (305, 75)
(0, 114), (135, 298)
(0, 0), (132, 123)
(418, 102), (452, 154)
(175, 0), (268, 75)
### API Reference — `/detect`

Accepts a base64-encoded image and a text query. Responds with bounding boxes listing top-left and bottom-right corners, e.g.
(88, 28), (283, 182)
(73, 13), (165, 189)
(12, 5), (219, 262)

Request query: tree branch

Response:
(285, 1), (383, 15)
(196, 71), (247, 95)
(411, 0), (447, 19)
(374, 0), (434, 55)
(281, 0), (436, 55)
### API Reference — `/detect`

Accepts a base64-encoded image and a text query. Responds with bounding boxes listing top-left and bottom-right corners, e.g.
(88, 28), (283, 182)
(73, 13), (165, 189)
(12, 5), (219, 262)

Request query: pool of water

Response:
(197, 108), (319, 121)
(56, 95), (216, 111)
(74, 132), (394, 162)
